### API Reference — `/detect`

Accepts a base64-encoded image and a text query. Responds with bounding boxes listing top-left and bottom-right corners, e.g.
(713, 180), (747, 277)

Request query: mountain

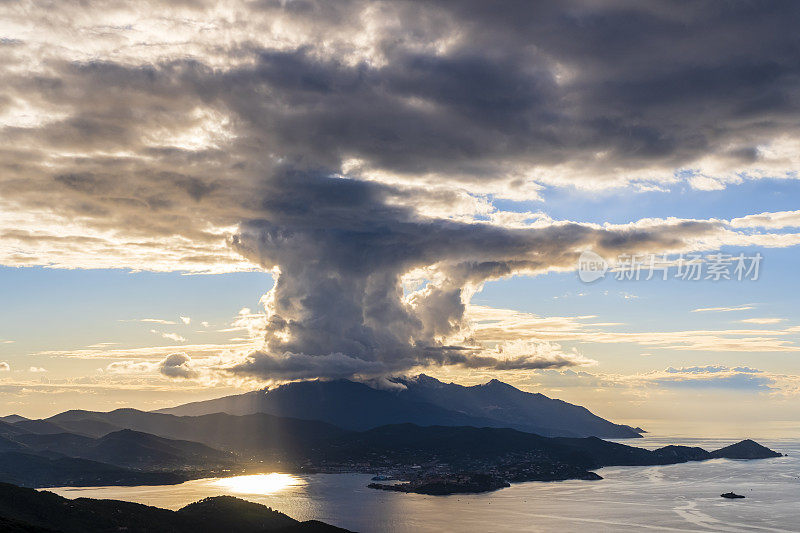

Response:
(710, 439), (784, 459)
(86, 429), (233, 468)
(13, 429), (233, 470)
(0, 452), (187, 488)
(0, 404), (782, 492)
(40, 410), (125, 437)
(157, 375), (643, 438)
(0, 482), (351, 532)
(4, 418), (122, 440)
(322, 425), (778, 469)
(0, 435), (27, 453)
(393, 374), (643, 437)
(0, 421), (237, 485)
(9, 433), (93, 456)
(9, 420), (73, 436)
(157, 379), (507, 431)
(0, 421), (31, 439)
(0, 416), (28, 424)
(44, 409), (348, 455)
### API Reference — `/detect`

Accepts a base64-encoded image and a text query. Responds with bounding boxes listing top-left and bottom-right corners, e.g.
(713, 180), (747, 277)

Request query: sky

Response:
(1, 1), (799, 437)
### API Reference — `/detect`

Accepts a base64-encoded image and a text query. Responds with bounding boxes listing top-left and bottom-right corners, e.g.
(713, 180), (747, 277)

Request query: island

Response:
(363, 436), (782, 495)
(721, 492), (746, 499)
(369, 473), (511, 495)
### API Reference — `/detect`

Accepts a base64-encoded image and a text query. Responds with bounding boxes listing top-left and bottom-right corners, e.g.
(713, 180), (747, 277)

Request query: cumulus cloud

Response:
(104, 353), (223, 382)
(0, 362), (9, 371)
(730, 210), (800, 229)
(227, 189), (735, 379)
(3, 1), (800, 380)
(158, 353), (199, 379)
(29, 367), (47, 373)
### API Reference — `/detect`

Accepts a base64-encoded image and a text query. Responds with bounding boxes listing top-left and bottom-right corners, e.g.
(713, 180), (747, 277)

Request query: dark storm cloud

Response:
(2, 0), (800, 378)
(227, 169), (721, 377)
(204, 1), (800, 184)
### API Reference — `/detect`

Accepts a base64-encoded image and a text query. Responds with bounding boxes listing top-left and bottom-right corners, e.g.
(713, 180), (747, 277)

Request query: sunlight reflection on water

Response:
(211, 473), (305, 495)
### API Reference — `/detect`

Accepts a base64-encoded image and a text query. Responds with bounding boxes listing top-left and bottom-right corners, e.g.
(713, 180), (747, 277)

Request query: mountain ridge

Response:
(0, 406), (781, 492)
(156, 375), (643, 438)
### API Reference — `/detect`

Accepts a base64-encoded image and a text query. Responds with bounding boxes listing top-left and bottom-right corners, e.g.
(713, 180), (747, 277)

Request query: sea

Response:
(46, 436), (800, 532)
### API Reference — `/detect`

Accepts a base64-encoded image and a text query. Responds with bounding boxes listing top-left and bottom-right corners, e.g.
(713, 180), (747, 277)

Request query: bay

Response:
(46, 437), (800, 532)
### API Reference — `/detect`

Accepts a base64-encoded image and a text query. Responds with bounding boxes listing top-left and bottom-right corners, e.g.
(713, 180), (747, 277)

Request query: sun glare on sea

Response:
(213, 473), (305, 495)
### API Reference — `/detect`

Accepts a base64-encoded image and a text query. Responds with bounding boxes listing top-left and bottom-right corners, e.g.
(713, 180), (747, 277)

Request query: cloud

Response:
(739, 318), (786, 324)
(85, 342), (118, 348)
(37, 342), (254, 361)
(103, 353), (230, 383)
(227, 192), (740, 379)
(2, 1), (800, 380)
(150, 330), (187, 343)
(180, 316), (191, 325)
(105, 360), (156, 374)
(665, 365), (730, 374)
(653, 373), (775, 391)
(1, 3), (800, 270)
(688, 176), (727, 191)
(0, 362), (9, 371)
(467, 305), (800, 354)
(732, 366), (762, 374)
(644, 365), (774, 391)
(730, 210), (800, 229)
(4, 1), (800, 198)
(524, 365), (780, 393)
(29, 367), (47, 373)
(692, 305), (755, 313)
(137, 318), (177, 325)
(232, 352), (389, 381)
(158, 353), (199, 379)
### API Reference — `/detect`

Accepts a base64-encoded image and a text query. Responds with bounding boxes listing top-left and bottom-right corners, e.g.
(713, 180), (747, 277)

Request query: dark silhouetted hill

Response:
(8, 428), (233, 470)
(0, 482), (351, 532)
(1, 406), (780, 491)
(394, 374), (643, 438)
(157, 376), (643, 438)
(0, 416), (28, 424)
(0, 452), (187, 488)
(710, 439), (783, 459)
(45, 409), (347, 455)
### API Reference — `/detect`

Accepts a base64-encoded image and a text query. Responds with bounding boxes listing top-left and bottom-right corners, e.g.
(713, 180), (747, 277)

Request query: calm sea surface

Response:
(47, 436), (800, 532)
